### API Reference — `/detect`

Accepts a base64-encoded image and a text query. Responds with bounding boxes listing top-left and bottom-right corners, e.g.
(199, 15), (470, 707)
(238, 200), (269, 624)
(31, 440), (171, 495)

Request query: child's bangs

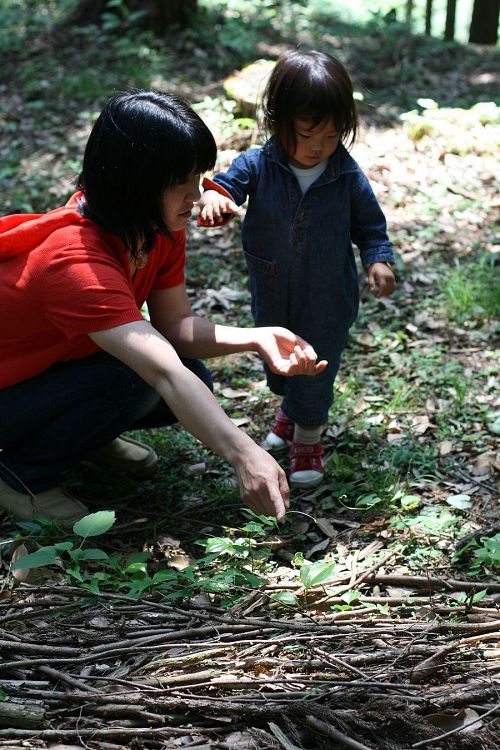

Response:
(294, 82), (346, 131)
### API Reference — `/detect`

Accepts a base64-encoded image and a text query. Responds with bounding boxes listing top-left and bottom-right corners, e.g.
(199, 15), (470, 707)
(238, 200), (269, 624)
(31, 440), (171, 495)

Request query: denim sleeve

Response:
(350, 170), (395, 268)
(212, 151), (255, 207)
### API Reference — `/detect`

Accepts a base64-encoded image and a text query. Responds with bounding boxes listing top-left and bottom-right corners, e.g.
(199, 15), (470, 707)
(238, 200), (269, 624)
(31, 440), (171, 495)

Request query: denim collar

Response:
(261, 138), (358, 181)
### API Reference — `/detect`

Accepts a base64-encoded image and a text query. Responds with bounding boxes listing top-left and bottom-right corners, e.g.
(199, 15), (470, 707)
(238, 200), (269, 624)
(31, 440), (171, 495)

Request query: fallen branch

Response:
(305, 715), (374, 750)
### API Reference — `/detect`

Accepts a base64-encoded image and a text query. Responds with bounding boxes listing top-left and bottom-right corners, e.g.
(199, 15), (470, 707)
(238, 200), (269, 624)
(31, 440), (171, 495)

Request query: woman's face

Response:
(162, 173), (201, 231)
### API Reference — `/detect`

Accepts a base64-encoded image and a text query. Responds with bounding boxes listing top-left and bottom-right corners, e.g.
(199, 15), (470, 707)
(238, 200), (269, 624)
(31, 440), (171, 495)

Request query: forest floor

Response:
(0, 6), (499, 749)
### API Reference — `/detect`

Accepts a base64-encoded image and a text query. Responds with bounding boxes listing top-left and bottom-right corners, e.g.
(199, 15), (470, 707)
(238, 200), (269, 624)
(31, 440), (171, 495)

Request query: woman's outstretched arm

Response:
(147, 285), (328, 376)
(89, 320), (289, 520)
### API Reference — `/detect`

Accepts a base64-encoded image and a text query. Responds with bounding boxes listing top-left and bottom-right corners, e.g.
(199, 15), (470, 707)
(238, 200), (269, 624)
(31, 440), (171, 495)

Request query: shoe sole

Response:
(260, 442), (291, 454)
(290, 474), (324, 488)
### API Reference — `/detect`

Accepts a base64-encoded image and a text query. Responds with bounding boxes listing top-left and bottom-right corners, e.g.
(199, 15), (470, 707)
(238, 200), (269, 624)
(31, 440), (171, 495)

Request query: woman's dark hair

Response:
(77, 90), (217, 258)
(262, 50), (358, 153)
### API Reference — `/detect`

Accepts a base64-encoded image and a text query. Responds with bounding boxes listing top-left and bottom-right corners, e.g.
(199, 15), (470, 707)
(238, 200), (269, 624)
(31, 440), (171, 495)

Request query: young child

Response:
(198, 50), (395, 488)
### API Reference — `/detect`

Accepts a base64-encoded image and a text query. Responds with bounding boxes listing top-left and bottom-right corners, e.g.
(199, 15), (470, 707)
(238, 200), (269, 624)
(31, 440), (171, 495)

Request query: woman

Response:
(0, 90), (326, 526)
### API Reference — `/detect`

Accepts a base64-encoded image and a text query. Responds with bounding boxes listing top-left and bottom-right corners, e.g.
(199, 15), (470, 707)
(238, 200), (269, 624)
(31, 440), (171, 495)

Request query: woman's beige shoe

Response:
(0, 477), (89, 526)
(82, 436), (158, 479)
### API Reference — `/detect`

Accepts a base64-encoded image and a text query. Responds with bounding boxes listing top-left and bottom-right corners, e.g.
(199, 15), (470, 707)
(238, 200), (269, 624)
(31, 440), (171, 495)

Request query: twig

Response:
(317, 550), (398, 603)
(305, 715), (373, 750)
(362, 574), (500, 593)
(268, 722), (303, 750)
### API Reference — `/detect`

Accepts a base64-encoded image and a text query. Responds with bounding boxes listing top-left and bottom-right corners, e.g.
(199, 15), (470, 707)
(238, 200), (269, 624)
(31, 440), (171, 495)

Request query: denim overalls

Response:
(213, 140), (394, 427)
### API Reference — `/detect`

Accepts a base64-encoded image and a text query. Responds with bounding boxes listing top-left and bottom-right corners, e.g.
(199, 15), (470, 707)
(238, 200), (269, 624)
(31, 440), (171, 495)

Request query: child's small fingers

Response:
(315, 359), (328, 373)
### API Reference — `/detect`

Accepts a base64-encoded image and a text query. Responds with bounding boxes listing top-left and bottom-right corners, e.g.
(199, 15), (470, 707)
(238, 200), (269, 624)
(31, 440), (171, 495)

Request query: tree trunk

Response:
(425, 0), (433, 35)
(469, 0), (500, 44)
(64, 0), (198, 33)
(127, 0), (198, 33)
(444, 0), (457, 41)
(406, 0), (414, 24)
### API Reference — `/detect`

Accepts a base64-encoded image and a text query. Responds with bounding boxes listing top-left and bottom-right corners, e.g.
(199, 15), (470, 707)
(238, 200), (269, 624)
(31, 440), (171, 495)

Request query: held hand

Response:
(255, 327), (328, 377)
(198, 189), (239, 226)
(233, 445), (290, 521)
(367, 263), (396, 299)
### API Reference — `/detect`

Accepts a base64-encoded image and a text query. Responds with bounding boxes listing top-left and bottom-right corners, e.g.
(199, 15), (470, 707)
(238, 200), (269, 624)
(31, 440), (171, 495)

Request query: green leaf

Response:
(356, 493), (384, 508)
(124, 561), (148, 576)
(66, 566), (84, 582)
(486, 412), (500, 435)
(300, 561), (336, 589)
(152, 569), (180, 584)
(472, 589), (488, 603)
(76, 548), (109, 561)
(54, 541), (74, 552)
(445, 494), (472, 510)
(399, 494), (421, 510)
(342, 590), (362, 604)
(11, 545), (58, 571)
(125, 551), (150, 566)
(0, 689), (6, 701)
(241, 521), (267, 536)
(73, 511), (116, 538)
(271, 591), (299, 606)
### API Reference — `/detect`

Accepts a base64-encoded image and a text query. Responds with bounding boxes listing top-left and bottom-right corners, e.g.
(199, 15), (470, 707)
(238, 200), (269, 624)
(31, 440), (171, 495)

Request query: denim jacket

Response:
(207, 140), (395, 424)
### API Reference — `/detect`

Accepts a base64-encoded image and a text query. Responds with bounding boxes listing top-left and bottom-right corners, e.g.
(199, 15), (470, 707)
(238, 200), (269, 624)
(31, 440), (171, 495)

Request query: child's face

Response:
(162, 173), (201, 231)
(288, 118), (340, 168)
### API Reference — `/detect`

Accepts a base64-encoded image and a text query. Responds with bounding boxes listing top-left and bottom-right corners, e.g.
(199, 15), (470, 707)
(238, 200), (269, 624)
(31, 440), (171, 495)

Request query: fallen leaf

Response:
(231, 417), (251, 427)
(445, 494), (472, 509)
(439, 439), (454, 455)
(11, 543), (31, 583)
(187, 462), (206, 473)
(222, 387), (249, 398)
(304, 537), (331, 558)
(315, 517), (338, 538)
(425, 708), (482, 734)
(410, 415), (433, 434)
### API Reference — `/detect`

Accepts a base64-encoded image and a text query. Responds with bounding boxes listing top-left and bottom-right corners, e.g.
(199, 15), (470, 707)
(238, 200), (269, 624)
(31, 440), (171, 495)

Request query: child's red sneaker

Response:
(289, 442), (324, 487)
(261, 409), (294, 452)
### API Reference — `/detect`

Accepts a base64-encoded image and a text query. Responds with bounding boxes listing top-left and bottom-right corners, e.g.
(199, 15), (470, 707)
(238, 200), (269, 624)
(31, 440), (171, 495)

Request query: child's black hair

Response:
(262, 50), (358, 154)
(77, 90), (217, 258)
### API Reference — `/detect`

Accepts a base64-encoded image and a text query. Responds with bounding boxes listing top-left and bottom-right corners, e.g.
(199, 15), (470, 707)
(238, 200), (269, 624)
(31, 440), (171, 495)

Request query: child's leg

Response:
(290, 424), (325, 487)
(261, 406), (294, 451)
(281, 365), (337, 488)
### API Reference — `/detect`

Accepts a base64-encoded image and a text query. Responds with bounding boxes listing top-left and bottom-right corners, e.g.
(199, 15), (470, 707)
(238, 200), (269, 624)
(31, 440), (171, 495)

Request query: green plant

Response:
(472, 534), (500, 571)
(443, 256), (500, 324)
(11, 511), (116, 580)
(11, 510), (281, 604)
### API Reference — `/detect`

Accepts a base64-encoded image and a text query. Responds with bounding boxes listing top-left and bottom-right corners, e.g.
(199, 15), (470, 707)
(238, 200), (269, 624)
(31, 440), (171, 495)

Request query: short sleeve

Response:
(152, 230), (186, 289)
(40, 245), (144, 337)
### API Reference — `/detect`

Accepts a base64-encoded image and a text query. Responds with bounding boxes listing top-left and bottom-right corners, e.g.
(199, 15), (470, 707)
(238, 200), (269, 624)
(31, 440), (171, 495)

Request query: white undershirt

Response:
(288, 159), (328, 194)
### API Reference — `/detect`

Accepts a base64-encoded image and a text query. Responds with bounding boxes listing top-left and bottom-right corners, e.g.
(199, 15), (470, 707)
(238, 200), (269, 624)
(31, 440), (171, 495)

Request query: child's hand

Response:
(198, 189), (239, 226)
(254, 327), (328, 377)
(367, 262), (395, 299)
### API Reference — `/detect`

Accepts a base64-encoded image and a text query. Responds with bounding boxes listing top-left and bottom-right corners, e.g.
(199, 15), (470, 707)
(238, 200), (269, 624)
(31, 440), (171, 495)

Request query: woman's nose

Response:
(190, 181), (201, 201)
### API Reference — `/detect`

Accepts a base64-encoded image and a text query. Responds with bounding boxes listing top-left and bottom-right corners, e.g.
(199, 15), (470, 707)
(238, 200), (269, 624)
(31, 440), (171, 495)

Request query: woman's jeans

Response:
(0, 352), (212, 494)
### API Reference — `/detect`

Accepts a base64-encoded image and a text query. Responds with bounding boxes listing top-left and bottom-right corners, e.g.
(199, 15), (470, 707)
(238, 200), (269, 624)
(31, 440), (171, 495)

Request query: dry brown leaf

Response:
(221, 387), (249, 398)
(439, 440), (454, 456)
(315, 517), (338, 538)
(425, 707), (483, 734)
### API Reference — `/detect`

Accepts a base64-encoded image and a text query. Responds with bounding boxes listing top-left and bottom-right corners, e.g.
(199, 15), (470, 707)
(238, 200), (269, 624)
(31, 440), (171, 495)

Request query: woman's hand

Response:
(367, 263), (396, 299)
(232, 444), (290, 521)
(254, 327), (328, 376)
(198, 189), (239, 226)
